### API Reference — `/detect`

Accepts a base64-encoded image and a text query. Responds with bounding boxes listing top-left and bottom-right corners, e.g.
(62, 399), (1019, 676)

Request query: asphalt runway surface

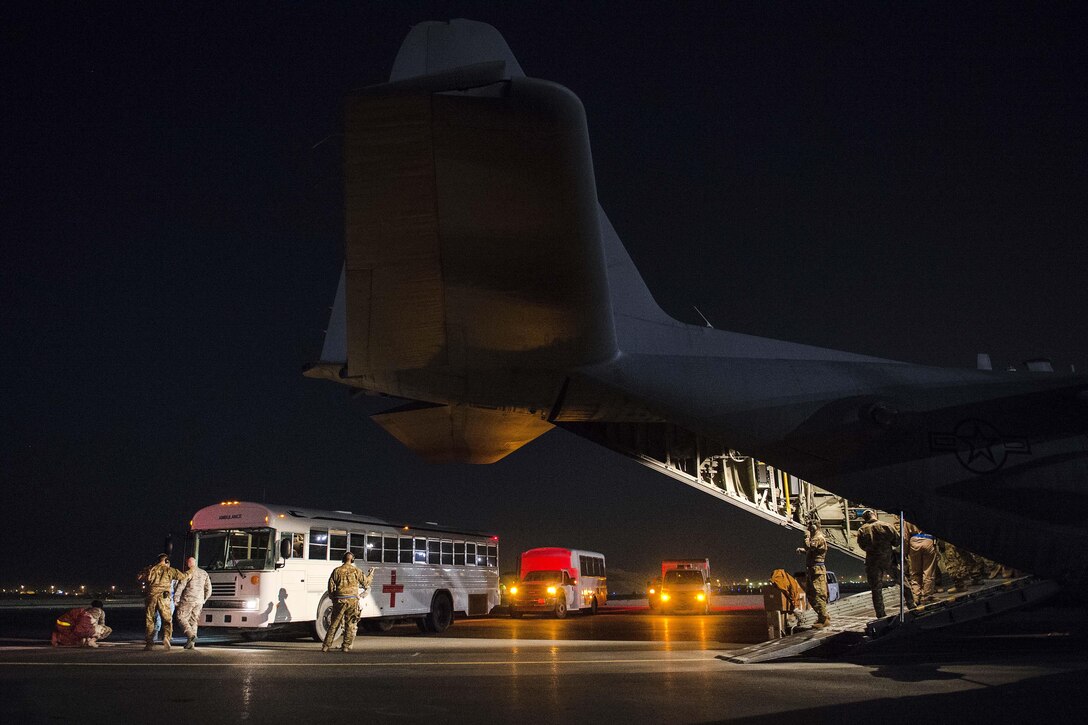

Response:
(2, 603), (1085, 723)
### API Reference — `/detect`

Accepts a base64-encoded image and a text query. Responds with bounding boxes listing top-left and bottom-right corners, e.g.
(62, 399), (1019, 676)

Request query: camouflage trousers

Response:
(323, 598), (361, 650)
(145, 592), (174, 644)
(865, 555), (896, 618)
(806, 565), (829, 623)
(941, 543), (985, 588)
(176, 600), (204, 639)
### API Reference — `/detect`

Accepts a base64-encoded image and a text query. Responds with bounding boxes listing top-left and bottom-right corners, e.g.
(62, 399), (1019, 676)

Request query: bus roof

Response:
(190, 501), (497, 539)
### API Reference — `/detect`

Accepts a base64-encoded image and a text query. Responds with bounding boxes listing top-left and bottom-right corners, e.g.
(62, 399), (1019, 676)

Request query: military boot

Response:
(320, 644), (330, 652)
(144, 643), (154, 651)
(184, 637), (195, 650)
(341, 646), (352, 653)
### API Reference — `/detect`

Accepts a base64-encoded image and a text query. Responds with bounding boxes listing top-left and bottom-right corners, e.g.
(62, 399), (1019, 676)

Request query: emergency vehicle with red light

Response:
(508, 547), (606, 618)
(654, 559), (711, 614)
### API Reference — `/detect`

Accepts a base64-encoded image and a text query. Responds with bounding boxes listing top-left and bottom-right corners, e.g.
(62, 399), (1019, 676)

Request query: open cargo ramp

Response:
(719, 576), (1060, 664)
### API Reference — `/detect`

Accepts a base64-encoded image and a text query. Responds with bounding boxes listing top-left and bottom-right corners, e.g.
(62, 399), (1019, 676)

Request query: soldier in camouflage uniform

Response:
(174, 556), (212, 649)
(940, 541), (985, 593)
(85, 600), (111, 646)
(856, 510), (900, 618)
(141, 554), (189, 650)
(796, 521), (831, 628)
(322, 552), (375, 653)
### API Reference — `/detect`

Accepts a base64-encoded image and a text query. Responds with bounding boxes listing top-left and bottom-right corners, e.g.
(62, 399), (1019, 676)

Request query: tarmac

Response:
(2, 599), (1085, 723)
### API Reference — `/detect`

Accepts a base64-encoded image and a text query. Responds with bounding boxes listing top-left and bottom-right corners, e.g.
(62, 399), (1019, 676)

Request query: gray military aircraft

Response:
(305, 20), (1088, 582)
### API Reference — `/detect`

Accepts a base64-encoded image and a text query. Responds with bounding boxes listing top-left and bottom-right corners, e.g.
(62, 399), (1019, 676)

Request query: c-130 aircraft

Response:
(305, 20), (1088, 583)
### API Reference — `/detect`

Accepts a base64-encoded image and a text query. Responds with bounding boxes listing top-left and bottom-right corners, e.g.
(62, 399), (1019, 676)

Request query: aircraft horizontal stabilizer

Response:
(371, 403), (553, 464)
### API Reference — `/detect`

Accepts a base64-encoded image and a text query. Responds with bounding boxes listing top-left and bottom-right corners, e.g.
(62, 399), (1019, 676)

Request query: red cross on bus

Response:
(382, 570), (405, 607)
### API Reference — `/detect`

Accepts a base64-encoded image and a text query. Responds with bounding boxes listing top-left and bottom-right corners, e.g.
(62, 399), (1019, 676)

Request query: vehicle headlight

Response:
(546, 586), (557, 595)
(509, 586), (518, 595)
(696, 593), (706, 601)
(660, 593), (670, 602)
(244, 598), (259, 610)
(648, 588), (655, 595)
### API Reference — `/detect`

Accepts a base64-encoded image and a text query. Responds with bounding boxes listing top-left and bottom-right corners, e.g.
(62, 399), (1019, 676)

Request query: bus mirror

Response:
(279, 537), (293, 560)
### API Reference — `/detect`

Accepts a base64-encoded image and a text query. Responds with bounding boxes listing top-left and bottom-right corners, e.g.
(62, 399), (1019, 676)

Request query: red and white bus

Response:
(190, 501), (500, 639)
(508, 547), (606, 618)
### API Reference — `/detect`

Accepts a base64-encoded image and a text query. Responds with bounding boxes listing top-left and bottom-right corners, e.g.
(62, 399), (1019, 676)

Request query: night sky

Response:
(3, 2), (1086, 589)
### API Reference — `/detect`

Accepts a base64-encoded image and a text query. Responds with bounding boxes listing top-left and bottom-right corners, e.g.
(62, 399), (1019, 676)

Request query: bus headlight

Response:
(648, 588), (655, 595)
(244, 598), (259, 610)
(696, 593), (706, 601)
(509, 586), (518, 595)
(546, 586), (557, 595)
(660, 593), (670, 602)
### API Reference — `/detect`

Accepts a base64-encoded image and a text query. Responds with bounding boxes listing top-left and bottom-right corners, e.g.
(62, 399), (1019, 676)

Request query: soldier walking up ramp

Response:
(720, 576), (1060, 664)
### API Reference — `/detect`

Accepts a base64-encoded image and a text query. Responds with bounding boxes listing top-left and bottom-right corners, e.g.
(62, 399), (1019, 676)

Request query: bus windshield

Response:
(522, 570), (562, 582)
(195, 528), (276, 571)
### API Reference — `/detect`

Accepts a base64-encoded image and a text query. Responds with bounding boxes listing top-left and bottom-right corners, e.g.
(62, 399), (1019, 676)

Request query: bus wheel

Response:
(554, 598), (567, 619)
(423, 592), (454, 634)
(416, 618), (432, 633)
(311, 595), (334, 643)
(587, 597), (598, 616)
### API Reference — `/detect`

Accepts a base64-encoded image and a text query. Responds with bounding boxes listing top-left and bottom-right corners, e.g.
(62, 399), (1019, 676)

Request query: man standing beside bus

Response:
(142, 554), (189, 651)
(174, 555), (211, 649)
(322, 552), (375, 653)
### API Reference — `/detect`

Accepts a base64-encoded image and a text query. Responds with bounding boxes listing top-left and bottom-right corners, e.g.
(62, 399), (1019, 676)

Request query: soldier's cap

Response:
(862, 509), (877, 521)
(342, 551), (354, 563)
(91, 600), (103, 608)
(157, 553), (170, 563)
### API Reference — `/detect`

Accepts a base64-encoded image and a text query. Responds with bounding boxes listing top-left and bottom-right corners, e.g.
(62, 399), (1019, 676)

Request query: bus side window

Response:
(486, 545), (498, 568)
(465, 542), (476, 566)
(580, 556), (587, 574)
(399, 536), (413, 564)
(348, 532), (366, 558)
(383, 535), (398, 564)
(365, 534), (382, 563)
(279, 532), (304, 560)
(308, 528), (328, 560)
(329, 531), (348, 562)
(441, 540), (453, 566)
(414, 537), (427, 564)
(454, 541), (465, 566)
(598, 558), (606, 576)
(428, 539), (440, 565)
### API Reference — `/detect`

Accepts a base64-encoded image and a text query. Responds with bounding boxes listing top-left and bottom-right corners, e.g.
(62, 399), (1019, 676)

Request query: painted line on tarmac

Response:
(0, 656), (712, 667)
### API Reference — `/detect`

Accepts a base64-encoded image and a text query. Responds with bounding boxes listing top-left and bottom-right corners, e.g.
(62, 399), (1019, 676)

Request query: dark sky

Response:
(3, 2), (1086, 588)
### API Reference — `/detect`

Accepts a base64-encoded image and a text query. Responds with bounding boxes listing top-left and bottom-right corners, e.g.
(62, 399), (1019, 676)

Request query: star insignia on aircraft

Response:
(929, 419), (1031, 474)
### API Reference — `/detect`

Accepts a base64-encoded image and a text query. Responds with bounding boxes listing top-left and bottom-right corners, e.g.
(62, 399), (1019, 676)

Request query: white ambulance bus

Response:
(190, 501), (500, 639)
